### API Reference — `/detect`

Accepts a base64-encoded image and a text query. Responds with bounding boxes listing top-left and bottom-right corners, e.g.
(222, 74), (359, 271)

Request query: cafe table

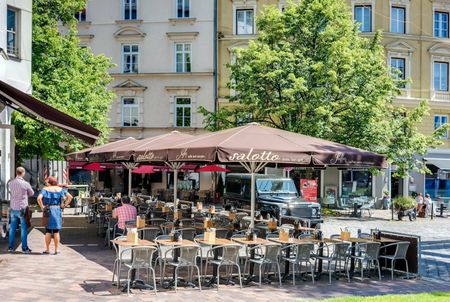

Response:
(196, 238), (235, 286)
(110, 239), (157, 292)
(232, 237), (272, 284)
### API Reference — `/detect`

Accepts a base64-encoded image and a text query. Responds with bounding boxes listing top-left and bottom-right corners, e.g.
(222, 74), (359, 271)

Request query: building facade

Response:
(218, 0), (450, 202)
(347, 0), (450, 199)
(76, 0), (215, 140)
(0, 0), (32, 198)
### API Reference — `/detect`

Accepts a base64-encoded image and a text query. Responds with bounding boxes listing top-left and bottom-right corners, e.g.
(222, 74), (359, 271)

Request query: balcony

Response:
(431, 91), (450, 102)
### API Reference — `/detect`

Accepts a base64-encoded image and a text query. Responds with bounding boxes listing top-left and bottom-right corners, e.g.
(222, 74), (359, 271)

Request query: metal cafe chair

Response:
(122, 246), (158, 295)
(162, 245), (202, 292)
(244, 244), (282, 287)
(138, 227), (161, 241)
(205, 244), (243, 290)
(154, 235), (173, 284)
(348, 242), (381, 281)
(111, 235), (132, 288)
(379, 241), (410, 280)
(194, 234), (213, 281)
(178, 228), (197, 241)
(282, 243), (315, 285)
(314, 242), (350, 284)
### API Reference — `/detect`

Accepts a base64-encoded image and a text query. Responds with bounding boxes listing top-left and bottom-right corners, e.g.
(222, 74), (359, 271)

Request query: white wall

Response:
(74, 0), (215, 139)
(0, 0), (32, 198)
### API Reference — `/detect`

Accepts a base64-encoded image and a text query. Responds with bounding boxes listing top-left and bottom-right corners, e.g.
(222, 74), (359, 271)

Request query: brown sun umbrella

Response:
(166, 123), (387, 228)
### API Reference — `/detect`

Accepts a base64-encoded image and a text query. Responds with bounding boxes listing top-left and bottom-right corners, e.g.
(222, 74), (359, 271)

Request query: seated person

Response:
(112, 197), (137, 234)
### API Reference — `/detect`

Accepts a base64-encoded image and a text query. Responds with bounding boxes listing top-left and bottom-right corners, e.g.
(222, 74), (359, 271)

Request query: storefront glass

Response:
(425, 172), (450, 199)
(341, 170), (372, 198)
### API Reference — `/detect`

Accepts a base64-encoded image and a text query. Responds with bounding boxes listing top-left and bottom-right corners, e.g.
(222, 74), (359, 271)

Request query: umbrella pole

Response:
(250, 164), (256, 229)
(128, 168), (132, 197)
(174, 168), (178, 205)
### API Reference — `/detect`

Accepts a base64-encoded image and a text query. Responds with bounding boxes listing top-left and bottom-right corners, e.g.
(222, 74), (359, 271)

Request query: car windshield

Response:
(257, 179), (298, 194)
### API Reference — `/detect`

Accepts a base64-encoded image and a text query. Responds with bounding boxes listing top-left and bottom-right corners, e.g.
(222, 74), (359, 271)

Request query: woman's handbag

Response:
(42, 207), (50, 227)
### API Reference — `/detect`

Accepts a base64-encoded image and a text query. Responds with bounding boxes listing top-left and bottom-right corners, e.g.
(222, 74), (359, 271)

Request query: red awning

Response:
(0, 80), (100, 145)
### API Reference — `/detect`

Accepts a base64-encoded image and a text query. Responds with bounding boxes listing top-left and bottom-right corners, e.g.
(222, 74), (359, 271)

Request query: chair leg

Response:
(328, 262), (332, 284)
(376, 260), (381, 281)
(310, 262), (315, 284)
(117, 260), (122, 289)
(236, 264), (242, 289)
(151, 268), (157, 295)
(112, 259), (117, 283)
(360, 260), (364, 281)
(405, 259), (409, 279)
(292, 262), (296, 286)
(175, 266), (178, 292)
(162, 261), (167, 285)
(127, 269), (131, 296)
(391, 259), (395, 280)
(259, 264), (263, 287)
(277, 263), (282, 287)
(217, 264), (221, 290)
(196, 265), (202, 291)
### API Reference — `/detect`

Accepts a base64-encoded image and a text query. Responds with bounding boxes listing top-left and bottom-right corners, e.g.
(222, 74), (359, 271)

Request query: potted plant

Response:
(392, 197), (416, 221)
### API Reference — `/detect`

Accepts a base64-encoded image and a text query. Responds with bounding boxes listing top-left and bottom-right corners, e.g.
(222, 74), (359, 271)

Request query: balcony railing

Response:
(431, 90), (450, 102)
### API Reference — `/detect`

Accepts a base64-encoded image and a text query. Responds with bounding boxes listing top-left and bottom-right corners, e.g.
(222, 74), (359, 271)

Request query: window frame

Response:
(6, 6), (19, 57)
(390, 57), (406, 88)
(176, 0), (190, 18)
(235, 8), (255, 35)
(122, 44), (139, 74)
(433, 61), (449, 92)
(121, 97), (139, 127)
(123, 0), (138, 20)
(75, 8), (87, 22)
(175, 43), (192, 73)
(391, 6), (406, 34)
(354, 5), (372, 33)
(174, 97), (192, 128)
(434, 115), (449, 139)
(434, 11), (449, 38)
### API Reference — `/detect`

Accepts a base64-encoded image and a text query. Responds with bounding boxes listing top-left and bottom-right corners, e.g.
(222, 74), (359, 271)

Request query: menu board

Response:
(300, 178), (318, 202)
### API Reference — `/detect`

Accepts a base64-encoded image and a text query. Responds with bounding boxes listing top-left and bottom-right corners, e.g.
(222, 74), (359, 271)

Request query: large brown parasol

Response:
(165, 123), (387, 228)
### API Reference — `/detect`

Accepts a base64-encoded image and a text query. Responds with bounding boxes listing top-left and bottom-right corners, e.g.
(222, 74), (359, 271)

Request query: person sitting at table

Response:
(112, 197), (137, 235)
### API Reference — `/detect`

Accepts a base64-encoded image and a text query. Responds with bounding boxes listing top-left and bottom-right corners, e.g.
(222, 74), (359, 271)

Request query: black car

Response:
(224, 173), (322, 226)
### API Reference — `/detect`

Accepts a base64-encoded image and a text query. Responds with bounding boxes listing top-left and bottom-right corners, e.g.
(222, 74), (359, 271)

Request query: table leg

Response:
(282, 246), (291, 281)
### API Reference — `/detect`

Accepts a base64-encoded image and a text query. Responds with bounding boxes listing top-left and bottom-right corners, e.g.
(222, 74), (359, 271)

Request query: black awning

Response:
(0, 80), (100, 145)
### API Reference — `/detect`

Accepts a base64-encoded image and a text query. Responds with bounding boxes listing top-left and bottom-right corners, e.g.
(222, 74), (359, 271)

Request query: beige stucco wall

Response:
(76, 0), (215, 140)
(218, 0), (450, 149)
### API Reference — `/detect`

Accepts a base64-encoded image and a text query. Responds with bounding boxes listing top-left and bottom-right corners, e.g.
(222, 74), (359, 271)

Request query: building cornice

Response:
(165, 86), (201, 91)
(110, 72), (213, 78)
(168, 18), (197, 25)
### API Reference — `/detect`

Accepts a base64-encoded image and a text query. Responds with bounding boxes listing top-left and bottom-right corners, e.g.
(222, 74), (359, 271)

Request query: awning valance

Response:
(0, 80), (100, 145)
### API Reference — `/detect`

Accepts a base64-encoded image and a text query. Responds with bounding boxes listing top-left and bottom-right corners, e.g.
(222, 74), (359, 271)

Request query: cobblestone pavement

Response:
(0, 211), (449, 301)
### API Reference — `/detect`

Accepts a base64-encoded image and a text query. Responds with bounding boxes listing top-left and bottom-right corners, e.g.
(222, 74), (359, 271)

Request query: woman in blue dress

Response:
(37, 176), (73, 254)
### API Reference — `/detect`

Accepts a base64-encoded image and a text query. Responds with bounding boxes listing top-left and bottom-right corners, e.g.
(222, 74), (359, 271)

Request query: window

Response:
(435, 11), (449, 38)
(236, 9), (254, 35)
(434, 62), (449, 92)
(390, 57), (406, 88)
(122, 97), (139, 127)
(175, 97), (191, 127)
(341, 170), (372, 198)
(123, 0), (137, 20)
(391, 6), (405, 34)
(354, 5), (372, 32)
(175, 43), (191, 72)
(75, 8), (86, 22)
(434, 115), (448, 139)
(177, 0), (190, 18)
(122, 45), (139, 73)
(6, 7), (18, 56)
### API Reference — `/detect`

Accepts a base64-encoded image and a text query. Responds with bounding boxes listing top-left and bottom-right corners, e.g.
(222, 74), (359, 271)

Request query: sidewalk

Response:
(0, 214), (449, 301)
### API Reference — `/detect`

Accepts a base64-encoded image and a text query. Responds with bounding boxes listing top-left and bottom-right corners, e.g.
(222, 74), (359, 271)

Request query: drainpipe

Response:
(213, 0), (218, 116)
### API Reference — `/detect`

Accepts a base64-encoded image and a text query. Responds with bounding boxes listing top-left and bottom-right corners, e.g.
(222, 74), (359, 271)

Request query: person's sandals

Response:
(54, 251), (61, 255)
(42, 250), (50, 255)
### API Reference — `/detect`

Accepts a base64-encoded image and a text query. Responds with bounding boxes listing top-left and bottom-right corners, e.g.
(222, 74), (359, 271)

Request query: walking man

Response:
(8, 167), (34, 253)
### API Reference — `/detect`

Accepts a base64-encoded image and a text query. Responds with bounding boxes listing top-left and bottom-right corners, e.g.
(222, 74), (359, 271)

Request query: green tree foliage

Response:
(13, 0), (114, 162)
(199, 0), (448, 177)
